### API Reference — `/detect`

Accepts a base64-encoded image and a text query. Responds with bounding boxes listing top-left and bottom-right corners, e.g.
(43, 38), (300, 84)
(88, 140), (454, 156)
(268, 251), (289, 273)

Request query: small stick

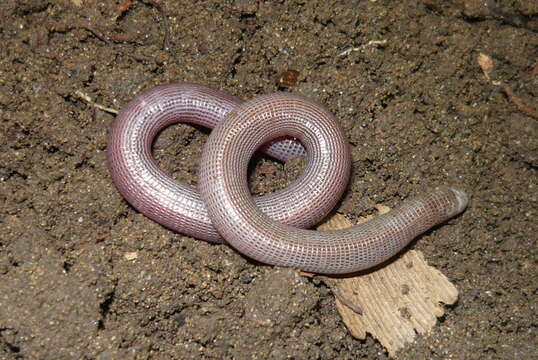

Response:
(502, 85), (538, 119)
(338, 40), (387, 57)
(75, 90), (119, 114)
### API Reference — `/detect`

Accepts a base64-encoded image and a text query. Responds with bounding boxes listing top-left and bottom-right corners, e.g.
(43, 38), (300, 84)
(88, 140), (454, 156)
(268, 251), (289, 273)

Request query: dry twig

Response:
(74, 91), (118, 114)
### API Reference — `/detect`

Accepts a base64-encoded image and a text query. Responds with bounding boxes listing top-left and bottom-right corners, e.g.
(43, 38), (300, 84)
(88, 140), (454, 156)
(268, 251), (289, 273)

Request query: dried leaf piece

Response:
(477, 53), (494, 81)
(277, 70), (300, 88)
(318, 213), (459, 357)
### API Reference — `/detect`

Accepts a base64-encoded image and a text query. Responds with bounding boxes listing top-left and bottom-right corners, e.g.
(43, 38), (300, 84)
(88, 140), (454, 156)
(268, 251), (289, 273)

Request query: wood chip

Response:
(123, 251), (138, 261)
(318, 210), (459, 357)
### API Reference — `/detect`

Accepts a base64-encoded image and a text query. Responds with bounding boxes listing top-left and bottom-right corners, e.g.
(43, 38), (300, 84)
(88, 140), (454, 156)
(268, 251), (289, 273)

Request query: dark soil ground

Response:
(0, 0), (536, 359)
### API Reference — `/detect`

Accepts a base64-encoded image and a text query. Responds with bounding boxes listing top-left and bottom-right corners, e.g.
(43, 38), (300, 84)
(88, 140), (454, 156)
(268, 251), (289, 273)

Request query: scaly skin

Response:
(108, 84), (468, 274)
(107, 83), (350, 243)
(199, 93), (468, 274)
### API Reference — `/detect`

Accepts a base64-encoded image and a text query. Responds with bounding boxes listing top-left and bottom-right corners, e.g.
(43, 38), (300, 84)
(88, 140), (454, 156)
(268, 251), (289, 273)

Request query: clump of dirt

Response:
(0, 0), (536, 359)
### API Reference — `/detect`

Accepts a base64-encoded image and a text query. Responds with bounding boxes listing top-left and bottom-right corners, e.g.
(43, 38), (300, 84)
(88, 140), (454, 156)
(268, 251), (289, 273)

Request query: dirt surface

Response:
(0, 0), (536, 359)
